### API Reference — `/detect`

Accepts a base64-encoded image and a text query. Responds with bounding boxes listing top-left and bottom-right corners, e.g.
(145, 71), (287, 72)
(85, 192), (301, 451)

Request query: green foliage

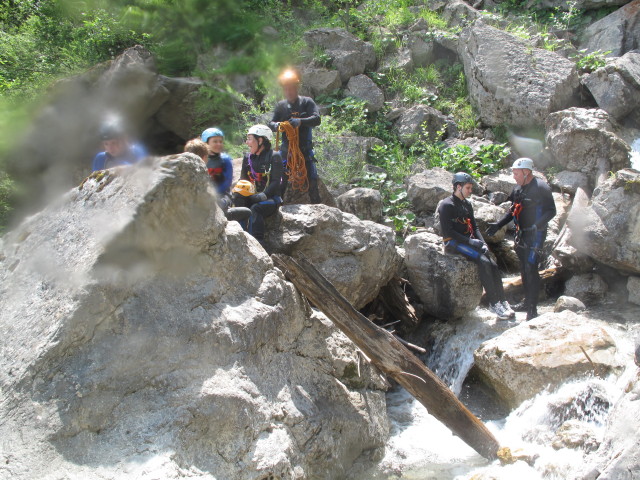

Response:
(571, 49), (611, 73)
(0, 171), (15, 233)
(428, 143), (511, 178)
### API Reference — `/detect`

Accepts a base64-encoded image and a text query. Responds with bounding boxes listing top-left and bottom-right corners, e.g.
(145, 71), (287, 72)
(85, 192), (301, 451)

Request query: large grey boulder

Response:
(545, 108), (631, 188)
(264, 204), (400, 309)
(304, 28), (376, 82)
(380, 47), (414, 73)
(481, 169), (517, 195)
(474, 311), (623, 408)
(156, 76), (204, 140)
(581, 0), (640, 57)
(564, 273), (609, 305)
(404, 232), (482, 319)
(408, 33), (435, 67)
(568, 169), (640, 274)
(405, 167), (453, 215)
(458, 22), (579, 127)
(345, 74), (385, 112)
(0, 156), (389, 479)
(394, 105), (451, 146)
(336, 187), (383, 223)
(550, 170), (590, 195)
(299, 66), (342, 98)
(583, 51), (640, 125)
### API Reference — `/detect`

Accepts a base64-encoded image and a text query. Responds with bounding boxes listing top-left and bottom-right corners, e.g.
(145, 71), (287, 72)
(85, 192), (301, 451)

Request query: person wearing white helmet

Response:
(232, 124), (283, 245)
(438, 172), (515, 320)
(269, 68), (322, 203)
(486, 157), (556, 320)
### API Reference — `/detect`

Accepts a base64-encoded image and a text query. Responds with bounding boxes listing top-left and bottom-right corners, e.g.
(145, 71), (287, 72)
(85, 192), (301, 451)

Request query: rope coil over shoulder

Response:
(276, 121), (308, 193)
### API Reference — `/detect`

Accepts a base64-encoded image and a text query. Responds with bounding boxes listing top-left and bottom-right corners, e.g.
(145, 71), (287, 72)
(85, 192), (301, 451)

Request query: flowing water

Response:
(631, 138), (640, 170)
(363, 306), (637, 480)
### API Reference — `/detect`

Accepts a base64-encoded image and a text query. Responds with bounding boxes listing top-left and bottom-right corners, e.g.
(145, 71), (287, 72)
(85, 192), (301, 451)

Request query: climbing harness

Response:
(276, 120), (309, 193)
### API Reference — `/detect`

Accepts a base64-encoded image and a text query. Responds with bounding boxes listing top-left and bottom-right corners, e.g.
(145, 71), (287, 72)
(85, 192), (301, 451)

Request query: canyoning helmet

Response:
(452, 172), (474, 186)
(278, 68), (301, 86)
(201, 127), (225, 143)
(99, 120), (126, 140)
(512, 157), (535, 170)
(247, 124), (273, 142)
(232, 179), (256, 197)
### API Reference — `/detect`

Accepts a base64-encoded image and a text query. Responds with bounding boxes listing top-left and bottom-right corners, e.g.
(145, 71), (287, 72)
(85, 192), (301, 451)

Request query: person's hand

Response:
(469, 239), (484, 250)
(486, 222), (500, 237)
(481, 244), (490, 254)
(251, 192), (267, 203)
(289, 118), (301, 128)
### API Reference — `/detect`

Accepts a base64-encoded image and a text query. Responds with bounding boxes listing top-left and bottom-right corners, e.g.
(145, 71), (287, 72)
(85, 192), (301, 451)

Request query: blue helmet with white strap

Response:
(201, 127), (224, 143)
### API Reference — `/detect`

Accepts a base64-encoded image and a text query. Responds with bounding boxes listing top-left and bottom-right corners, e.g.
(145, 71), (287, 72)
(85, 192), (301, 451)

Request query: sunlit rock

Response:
(336, 187), (383, 223)
(474, 311), (623, 408)
(0, 155), (388, 479)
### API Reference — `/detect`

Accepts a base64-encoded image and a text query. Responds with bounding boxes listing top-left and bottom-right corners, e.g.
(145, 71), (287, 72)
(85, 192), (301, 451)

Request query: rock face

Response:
(345, 74), (385, 112)
(299, 66), (342, 97)
(584, 51), (640, 124)
(474, 311), (622, 408)
(336, 187), (383, 223)
(404, 232), (482, 319)
(406, 167), (453, 215)
(568, 169), (640, 274)
(564, 273), (609, 305)
(550, 170), (590, 195)
(264, 204), (400, 309)
(303, 28), (376, 82)
(545, 108), (631, 188)
(0, 156), (389, 479)
(581, 0), (640, 57)
(628, 276), (640, 305)
(458, 22), (579, 127)
(394, 105), (450, 146)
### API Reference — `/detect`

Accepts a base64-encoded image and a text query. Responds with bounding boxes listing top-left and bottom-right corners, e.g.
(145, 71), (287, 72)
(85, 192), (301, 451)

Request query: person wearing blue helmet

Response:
(201, 127), (234, 211)
(92, 120), (147, 172)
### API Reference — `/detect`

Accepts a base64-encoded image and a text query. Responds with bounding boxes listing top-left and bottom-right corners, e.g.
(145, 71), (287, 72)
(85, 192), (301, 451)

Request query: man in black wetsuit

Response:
(487, 158), (557, 320)
(439, 172), (515, 320)
(269, 68), (322, 203)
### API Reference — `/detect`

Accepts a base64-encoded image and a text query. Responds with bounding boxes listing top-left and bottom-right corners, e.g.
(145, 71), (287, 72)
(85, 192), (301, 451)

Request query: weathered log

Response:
(272, 253), (501, 460)
(501, 267), (567, 299)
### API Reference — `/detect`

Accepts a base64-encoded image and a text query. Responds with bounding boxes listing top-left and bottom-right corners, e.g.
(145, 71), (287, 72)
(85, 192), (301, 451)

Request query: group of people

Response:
(438, 158), (556, 321)
(92, 69), (321, 246)
(92, 69), (555, 321)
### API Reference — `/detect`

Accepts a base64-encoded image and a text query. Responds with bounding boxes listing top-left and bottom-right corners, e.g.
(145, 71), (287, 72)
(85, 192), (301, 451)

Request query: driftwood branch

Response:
(272, 253), (501, 460)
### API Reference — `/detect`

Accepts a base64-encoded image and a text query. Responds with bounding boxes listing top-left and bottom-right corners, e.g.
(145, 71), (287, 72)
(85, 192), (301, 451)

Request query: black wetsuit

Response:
(494, 177), (556, 316)
(233, 149), (283, 242)
(438, 194), (505, 306)
(269, 96), (321, 202)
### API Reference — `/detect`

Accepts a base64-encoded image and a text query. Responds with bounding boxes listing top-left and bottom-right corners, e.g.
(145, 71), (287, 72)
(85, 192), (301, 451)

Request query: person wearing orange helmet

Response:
(269, 68), (322, 203)
(232, 124), (283, 245)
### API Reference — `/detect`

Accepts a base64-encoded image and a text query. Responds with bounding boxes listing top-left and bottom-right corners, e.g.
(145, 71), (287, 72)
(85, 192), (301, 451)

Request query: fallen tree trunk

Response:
(379, 277), (420, 331)
(272, 253), (501, 460)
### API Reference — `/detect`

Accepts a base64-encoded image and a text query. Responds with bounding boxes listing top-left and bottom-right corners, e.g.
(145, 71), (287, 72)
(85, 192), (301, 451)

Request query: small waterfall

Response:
(364, 310), (635, 479)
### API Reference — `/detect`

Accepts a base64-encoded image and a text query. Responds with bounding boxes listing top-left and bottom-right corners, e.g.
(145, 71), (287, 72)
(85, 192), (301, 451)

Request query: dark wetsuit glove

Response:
(486, 222), (500, 237)
(289, 118), (301, 128)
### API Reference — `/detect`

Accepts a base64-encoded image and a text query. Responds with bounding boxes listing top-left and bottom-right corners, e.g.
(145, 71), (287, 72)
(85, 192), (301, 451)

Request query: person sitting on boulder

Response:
(92, 120), (147, 172)
(201, 127), (234, 212)
(486, 158), (556, 321)
(232, 124), (283, 245)
(269, 68), (322, 204)
(184, 138), (209, 163)
(438, 172), (515, 321)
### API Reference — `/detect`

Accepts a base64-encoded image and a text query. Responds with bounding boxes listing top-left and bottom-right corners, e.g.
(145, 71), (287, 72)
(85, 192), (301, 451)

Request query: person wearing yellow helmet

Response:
(269, 68), (322, 203)
(232, 124), (283, 245)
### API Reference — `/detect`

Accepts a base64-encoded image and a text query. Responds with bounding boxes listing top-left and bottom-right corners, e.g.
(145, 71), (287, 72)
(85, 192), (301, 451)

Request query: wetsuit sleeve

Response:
(535, 183), (556, 229)
(92, 153), (106, 172)
(439, 200), (473, 245)
(494, 189), (516, 228)
(470, 213), (485, 243)
(220, 154), (234, 194)
(263, 152), (284, 199)
(269, 102), (287, 131)
(299, 98), (321, 127)
(239, 155), (250, 181)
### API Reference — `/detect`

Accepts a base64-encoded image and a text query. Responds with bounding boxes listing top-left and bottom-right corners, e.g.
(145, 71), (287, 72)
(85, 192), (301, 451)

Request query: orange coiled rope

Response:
(277, 121), (308, 193)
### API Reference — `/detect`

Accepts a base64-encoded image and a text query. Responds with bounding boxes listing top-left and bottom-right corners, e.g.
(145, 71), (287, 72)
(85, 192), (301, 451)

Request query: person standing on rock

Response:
(269, 68), (322, 204)
(232, 124), (283, 246)
(486, 158), (556, 321)
(92, 120), (147, 172)
(201, 127), (234, 212)
(439, 172), (515, 320)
